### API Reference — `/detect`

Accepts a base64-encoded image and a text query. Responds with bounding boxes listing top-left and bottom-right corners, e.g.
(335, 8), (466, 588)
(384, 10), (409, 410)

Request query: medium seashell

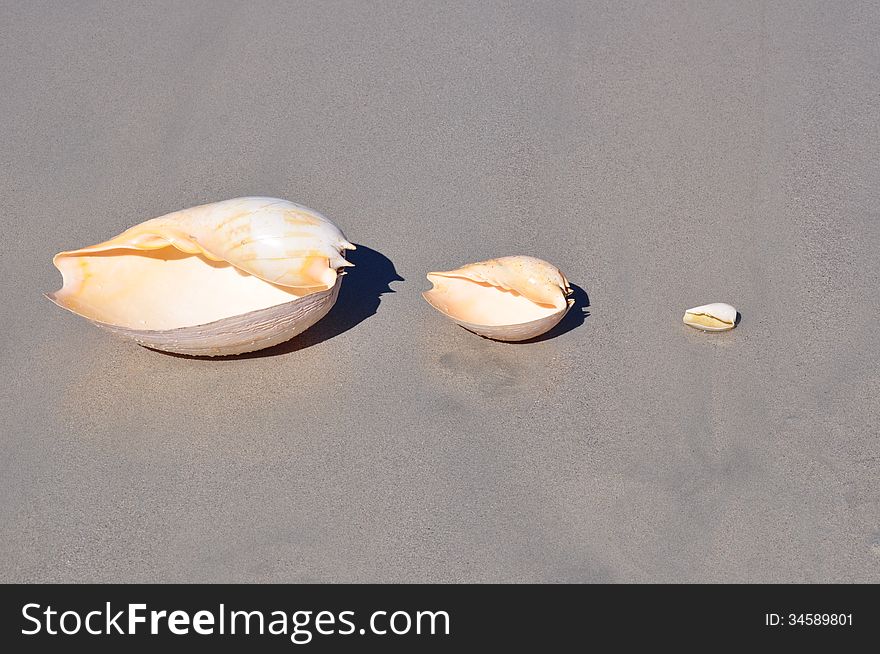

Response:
(682, 302), (737, 332)
(422, 256), (573, 341)
(47, 197), (355, 356)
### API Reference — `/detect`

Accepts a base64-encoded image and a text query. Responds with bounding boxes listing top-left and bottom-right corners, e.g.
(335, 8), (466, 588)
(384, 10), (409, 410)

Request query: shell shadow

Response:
(152, 244), (402, 359)
(235, 244), (402, 358)
(510, 282), (590, 344)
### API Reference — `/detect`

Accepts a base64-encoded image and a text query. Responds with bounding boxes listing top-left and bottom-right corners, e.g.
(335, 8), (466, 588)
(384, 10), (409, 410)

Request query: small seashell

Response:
(682, 302), (737, 332)
(423, 255), (573, 341)
(47, 197), (355, 356)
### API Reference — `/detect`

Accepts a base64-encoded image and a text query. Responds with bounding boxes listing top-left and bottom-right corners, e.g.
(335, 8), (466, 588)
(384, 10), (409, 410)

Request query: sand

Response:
(1, 1), (878, 582)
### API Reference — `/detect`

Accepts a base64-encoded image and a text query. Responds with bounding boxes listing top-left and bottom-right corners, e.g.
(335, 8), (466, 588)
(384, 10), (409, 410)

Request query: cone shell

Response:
(47, 197), (354, 356)
(682, 302), (737, 332)
(423, 256), (573, 342)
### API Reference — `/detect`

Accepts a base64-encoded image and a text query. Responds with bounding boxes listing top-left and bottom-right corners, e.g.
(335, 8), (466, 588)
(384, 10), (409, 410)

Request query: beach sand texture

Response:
(1, 1), (878, 582)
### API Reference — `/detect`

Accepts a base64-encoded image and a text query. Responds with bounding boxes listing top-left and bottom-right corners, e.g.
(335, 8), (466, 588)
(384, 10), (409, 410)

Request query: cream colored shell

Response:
(47, 197), (354, 356)
(682, 302), (737, 331)
(423, 256), (573, 341)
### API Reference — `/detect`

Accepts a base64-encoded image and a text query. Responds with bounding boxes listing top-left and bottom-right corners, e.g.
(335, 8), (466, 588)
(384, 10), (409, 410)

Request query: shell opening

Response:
(51, 246), (320, 331)
(423, 275), (564, 327)
(683, 312), (734, 330)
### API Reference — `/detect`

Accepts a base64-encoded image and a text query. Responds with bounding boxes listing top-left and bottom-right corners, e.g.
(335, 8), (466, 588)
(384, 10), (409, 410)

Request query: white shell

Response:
(423, 256), (573, 342)
(683, 302), (737, 331)
(48, 197), (353, 355)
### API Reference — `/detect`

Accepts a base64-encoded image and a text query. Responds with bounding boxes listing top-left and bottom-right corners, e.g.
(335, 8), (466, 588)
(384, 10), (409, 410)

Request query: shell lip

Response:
(51, 197), (356, 291)
(46, 275), (342, 336)
(425, 270), (571, 311)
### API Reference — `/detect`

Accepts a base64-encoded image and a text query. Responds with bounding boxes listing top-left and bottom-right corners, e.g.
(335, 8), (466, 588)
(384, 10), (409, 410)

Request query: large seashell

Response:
(47, 197), (355, 356)
(682, 302), (737, 332)
(423, 256), (573, 341)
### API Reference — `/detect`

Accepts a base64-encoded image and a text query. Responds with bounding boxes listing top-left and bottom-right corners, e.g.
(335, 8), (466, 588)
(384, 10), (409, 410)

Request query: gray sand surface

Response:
(1, 1), (878, 582)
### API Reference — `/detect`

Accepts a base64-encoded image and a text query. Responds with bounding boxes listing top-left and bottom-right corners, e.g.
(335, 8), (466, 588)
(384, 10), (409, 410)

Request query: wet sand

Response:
(1, 1), (878, 582)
